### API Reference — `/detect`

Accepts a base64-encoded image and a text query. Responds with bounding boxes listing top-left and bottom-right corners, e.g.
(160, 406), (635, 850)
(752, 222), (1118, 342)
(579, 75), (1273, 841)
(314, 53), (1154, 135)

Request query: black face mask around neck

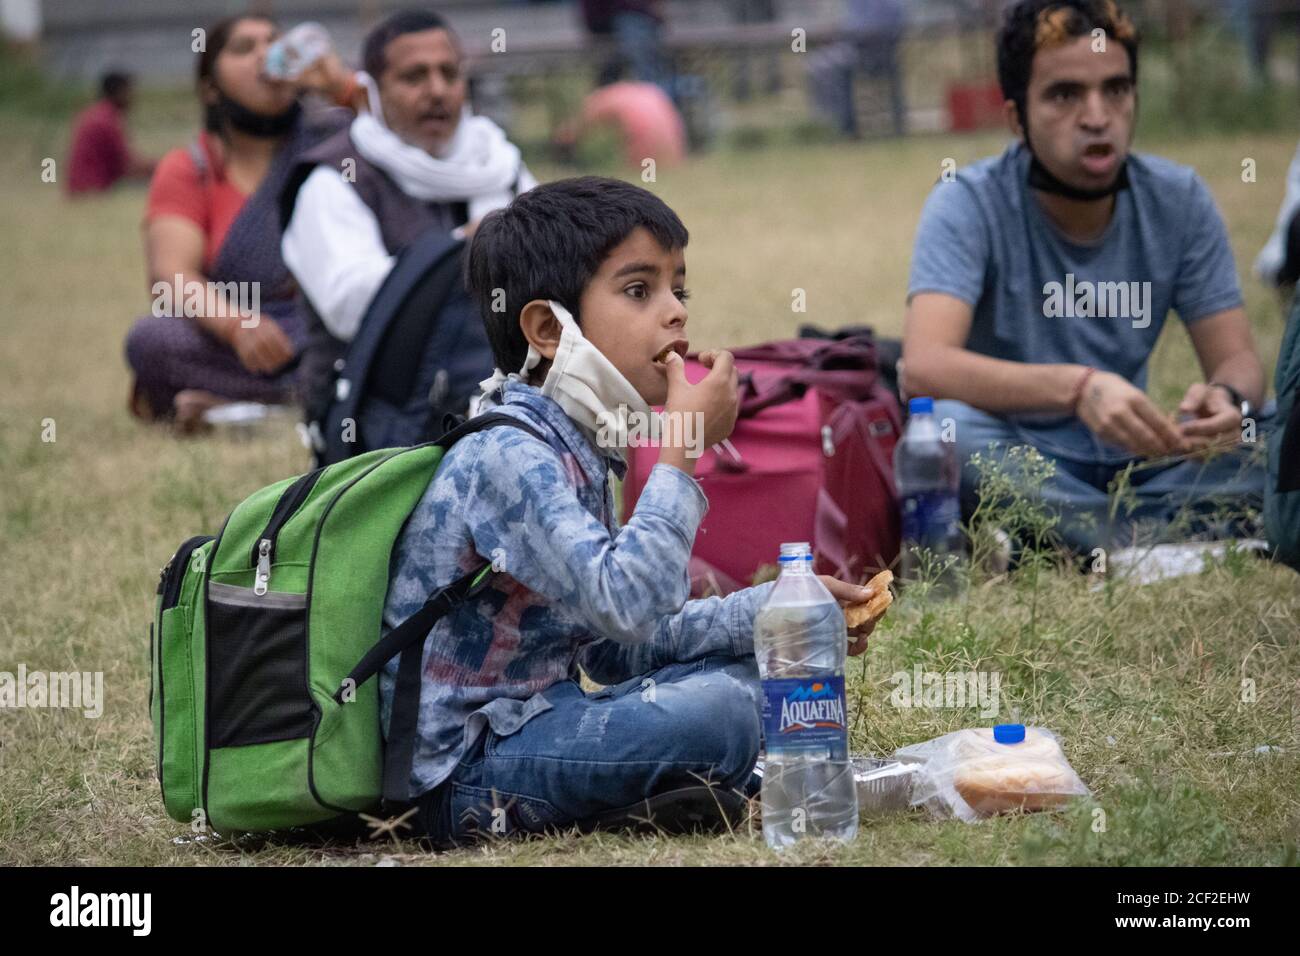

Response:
(1017, 102), (1131, 202)
(210, 92), (301, 139)
(1027, 152), (1130, 201)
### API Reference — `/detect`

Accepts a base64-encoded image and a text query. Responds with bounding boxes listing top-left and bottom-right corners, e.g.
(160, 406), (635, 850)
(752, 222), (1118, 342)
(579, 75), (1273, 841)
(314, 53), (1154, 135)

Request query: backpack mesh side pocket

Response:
(207, 583), (314, 748)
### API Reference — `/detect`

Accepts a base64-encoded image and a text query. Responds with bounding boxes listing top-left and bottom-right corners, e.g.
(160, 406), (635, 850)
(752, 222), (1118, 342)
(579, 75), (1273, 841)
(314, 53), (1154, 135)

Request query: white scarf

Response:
(351, 71), (537, 223)
(477, 301), (651, 452)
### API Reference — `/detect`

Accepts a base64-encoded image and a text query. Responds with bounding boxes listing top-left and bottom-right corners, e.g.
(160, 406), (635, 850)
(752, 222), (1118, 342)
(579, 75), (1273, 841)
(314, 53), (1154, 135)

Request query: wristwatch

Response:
(1208, 381), (1255, 421)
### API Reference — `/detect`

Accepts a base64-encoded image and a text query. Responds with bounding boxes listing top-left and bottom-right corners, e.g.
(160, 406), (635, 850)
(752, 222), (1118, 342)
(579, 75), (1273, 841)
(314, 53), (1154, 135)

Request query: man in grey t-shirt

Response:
(903, 0), (1268, 556)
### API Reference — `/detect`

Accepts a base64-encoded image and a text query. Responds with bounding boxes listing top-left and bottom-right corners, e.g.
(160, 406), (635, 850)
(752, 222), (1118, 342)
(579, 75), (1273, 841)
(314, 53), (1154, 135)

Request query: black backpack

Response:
(301, 229), (495, 466)
(1267, 297), (1300, 570)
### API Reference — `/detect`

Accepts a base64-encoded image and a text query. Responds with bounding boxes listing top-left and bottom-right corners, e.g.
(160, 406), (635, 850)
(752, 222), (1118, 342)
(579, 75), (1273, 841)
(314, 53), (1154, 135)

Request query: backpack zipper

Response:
(249, 468), (324, 595)
(253, 539), (273, 596)
(158, 535), (216, 610)
(154, 533), (214, 812)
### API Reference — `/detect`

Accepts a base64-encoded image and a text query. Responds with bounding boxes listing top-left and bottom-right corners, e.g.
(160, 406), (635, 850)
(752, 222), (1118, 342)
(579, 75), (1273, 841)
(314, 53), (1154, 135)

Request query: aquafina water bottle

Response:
(895, 396), (963, 588)
(753, 542), (858, 848)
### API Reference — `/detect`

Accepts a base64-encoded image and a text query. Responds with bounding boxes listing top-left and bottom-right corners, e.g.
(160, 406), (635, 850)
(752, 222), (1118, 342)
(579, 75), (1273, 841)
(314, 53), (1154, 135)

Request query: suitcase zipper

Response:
(821, 424), (836, 457)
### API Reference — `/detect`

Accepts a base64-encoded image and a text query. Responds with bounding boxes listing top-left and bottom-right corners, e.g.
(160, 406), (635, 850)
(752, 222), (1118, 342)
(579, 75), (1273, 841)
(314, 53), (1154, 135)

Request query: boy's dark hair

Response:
(466, 176), (690, 374)
(101, 71), (132, 100)
(362, 9), (455, 80)
(997, 0), (1139, 127)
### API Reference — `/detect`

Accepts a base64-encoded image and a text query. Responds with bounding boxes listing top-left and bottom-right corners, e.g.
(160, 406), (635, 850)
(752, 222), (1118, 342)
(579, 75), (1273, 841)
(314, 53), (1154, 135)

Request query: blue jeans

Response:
(934, 399), (1271, 556)
(418, 653), (762, 844)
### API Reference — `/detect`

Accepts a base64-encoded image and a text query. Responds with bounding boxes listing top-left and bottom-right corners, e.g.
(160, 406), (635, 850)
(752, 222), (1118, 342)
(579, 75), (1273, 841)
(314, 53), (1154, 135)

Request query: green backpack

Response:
(149, 413), (541, 834)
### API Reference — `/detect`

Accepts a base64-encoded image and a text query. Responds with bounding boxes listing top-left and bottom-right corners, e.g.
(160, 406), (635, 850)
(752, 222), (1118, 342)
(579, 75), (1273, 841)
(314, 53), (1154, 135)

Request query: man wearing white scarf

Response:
(281, 9), (535, 343)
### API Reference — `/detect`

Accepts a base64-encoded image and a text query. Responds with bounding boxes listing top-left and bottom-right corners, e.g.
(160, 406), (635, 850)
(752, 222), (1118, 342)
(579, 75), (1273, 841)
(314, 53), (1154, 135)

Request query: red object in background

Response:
(621, 337), (902, 596)
(145, 132), (248, 272)
(947, 80), (1007, 132)
(67, 99), (130, 193)
(583, 82), (686, 169)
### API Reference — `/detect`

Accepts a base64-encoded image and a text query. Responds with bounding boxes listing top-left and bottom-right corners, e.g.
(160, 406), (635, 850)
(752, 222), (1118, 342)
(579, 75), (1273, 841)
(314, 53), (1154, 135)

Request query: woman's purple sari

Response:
(125, 108), (348, 418)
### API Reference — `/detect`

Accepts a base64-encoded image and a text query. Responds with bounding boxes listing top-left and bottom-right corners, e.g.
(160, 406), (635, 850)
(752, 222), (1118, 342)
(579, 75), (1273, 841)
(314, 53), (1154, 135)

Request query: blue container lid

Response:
(993, 723), (1025, 744)
(908, 396), (934, 415)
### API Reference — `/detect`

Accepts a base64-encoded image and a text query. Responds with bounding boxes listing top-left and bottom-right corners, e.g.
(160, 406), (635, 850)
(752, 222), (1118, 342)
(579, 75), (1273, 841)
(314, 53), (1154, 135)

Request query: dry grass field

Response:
(1, 83), (1298, 865)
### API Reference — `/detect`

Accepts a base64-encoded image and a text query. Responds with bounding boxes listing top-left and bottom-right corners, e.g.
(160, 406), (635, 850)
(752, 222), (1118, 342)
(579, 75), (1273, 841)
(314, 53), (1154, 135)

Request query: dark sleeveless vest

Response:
(278, 127), (471, 418)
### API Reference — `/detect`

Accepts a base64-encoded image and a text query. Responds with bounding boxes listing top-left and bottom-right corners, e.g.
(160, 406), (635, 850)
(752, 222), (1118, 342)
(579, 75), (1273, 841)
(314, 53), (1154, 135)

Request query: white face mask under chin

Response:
(477, 300), (651, 451)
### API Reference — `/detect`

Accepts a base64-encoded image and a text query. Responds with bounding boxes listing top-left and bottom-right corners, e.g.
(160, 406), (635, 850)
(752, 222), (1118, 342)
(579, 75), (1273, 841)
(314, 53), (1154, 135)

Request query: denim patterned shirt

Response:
(380, 381), (775, 798)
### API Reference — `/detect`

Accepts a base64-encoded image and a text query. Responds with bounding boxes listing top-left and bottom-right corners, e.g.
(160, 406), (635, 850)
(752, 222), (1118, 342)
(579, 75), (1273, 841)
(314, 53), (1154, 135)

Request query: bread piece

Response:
(845, 570), (894, 628)
(953, 758), (1077, 815)
(951, 728), (1076, 815)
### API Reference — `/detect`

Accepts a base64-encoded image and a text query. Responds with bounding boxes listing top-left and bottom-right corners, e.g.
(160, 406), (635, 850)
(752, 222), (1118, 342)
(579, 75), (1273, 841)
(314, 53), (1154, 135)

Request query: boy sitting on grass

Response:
(381, 176), (886, 846)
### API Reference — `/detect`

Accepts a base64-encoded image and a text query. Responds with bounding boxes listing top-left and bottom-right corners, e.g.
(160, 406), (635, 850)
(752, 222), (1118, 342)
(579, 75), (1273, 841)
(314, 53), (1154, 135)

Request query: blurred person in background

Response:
(581, 0), (670, 92)
(729, 0), (781, 101)
(807, 0), (906, 138)
(553, 80), (686, 169)
(123, 14), (355, 431)
(66, 71), (155, 195)
(1228, 0), (1300, 87)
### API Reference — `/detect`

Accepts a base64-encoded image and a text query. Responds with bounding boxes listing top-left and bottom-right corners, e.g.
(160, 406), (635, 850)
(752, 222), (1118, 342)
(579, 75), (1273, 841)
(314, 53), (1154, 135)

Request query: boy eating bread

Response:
(381, 176), (889, 845)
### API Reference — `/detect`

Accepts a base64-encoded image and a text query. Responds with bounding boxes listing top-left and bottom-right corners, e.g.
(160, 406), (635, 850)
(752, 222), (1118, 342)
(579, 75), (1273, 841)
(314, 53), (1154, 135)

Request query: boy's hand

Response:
(659, 349), (739, 472)
(817, 575), (887, 657)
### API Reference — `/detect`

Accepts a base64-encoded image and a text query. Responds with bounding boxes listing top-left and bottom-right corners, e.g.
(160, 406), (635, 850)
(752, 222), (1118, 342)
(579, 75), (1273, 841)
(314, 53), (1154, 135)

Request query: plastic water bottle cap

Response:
(778, 541), (812, 561)
(993, 723), (1025, 744)
(908, 396), (934, 415)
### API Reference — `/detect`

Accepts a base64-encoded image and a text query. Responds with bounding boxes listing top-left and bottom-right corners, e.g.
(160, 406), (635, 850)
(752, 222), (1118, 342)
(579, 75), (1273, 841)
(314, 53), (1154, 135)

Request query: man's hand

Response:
(226, 315), (295, 375)
(662, 349), (739, 450)
(1076, 370), (1184, 459)
(294, 51), (348, 97)
(1177, 382), (1242, 453)
(817, 575), (888, 657)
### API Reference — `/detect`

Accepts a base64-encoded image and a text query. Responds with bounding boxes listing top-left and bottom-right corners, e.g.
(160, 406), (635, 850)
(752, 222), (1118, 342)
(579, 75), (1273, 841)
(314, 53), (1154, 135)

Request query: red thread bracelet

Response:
(1070, 366), (1097, 414)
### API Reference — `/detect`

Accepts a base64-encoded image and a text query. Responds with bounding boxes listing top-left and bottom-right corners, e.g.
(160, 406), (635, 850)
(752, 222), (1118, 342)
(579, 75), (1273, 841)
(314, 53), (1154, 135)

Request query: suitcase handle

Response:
(736, 368), (875, 418)
(739, 378), (808, 418)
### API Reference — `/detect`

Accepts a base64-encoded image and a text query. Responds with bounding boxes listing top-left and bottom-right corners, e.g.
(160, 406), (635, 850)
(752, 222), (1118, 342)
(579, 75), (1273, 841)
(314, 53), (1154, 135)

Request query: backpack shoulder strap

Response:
(186, 137), (216, 197)
(334, 414), (545, 701)
(366, 232), (465, 407)
(433, 409), (545, 448)
(187, 137), (208, 177)
(328, 413), (544, 804)
(369, 560), (495, 807)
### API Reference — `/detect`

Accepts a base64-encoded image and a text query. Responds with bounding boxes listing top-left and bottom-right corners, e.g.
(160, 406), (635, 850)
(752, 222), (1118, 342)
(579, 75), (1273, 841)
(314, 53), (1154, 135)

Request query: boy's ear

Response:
(519, 299), (562, 361)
